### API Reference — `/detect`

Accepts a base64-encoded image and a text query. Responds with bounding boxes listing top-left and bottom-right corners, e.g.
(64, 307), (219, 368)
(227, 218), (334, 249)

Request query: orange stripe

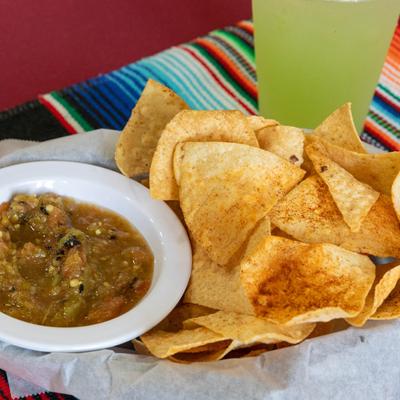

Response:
(381, 68), (400, 86)
(391, 40), (400, 55)
(237, 20), (254, 35)
(195, 38), (258, 99)
(387, 42), (400, 59)
(381, 68), (398, 84)
(385, 56), (400, 73)
(384, 54), (400, 70)
(364, 119), (400, 151)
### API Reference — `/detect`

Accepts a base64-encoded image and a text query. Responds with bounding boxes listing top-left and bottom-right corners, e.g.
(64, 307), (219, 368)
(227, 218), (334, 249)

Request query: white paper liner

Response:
(0, 131), (398, 399)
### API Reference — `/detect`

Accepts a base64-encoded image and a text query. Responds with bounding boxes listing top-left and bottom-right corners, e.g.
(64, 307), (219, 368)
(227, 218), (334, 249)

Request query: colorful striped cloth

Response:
(0, 17), (399, 400)
(1, 19), (399, 151)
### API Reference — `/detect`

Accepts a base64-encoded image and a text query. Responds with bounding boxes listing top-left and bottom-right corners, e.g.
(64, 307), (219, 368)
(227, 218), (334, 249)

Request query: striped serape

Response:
(0, 19), (398, 150)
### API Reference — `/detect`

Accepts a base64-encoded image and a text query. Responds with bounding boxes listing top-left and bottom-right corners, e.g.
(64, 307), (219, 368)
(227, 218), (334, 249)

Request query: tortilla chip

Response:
(256, 125), (305, 166)
(270, 175), (400, 258)
(391, 171), (400, 223)
(369, 262), (400, 320)
(185, 236), (374, 326)
(308, 137), (400, 195)
(153, 303), (216, 333)
(347, 262), (400, 326)
(312, 103), (366, 153)
(168, 340), (234, 363)
(240, 236), (375, 325)
(308, 320), (349, 339)
(222, 343), (274, 359)
(141, 327), (227, 358)
(115, 79), (188, 177)
(132, 339), (152, 356)
(306, 141), (380, 232)
(183, 246), (254, 315)
(184, 311), (315, 345)
(166, 200), (186, 226)
(174, 142), (305, 265)
(232, 345), (273, 358)
(271, 227), (296, 240)
(150, 110), (259, 200)
(244, 217), (271, 257)
(246, 115), (279, 132)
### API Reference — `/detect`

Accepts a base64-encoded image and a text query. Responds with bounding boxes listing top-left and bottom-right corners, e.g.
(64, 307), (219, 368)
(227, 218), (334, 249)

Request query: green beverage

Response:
(253, 0), (399, 131)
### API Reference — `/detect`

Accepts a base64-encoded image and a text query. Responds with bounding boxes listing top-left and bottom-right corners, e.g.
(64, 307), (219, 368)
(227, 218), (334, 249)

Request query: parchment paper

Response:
(0, 130), (399, 400)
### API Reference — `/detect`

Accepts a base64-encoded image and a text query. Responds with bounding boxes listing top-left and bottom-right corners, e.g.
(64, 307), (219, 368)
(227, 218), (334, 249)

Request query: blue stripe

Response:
(126, 62), (168, 88)
(160, 51), (226, 110)
(137, 59), (199, 109)
(95, 77), (132, 119)
(73, 83), (121, 129)
(142, 56), (208, 109)
(65, 87), (108, 127)
(105, 74), (138, 104)
(122, 65), (149, 87)
(82, 81), (127, 127)
(175, 46), (240, 110)
(111, 70), (143, 99)
(371, 96), (400, 126)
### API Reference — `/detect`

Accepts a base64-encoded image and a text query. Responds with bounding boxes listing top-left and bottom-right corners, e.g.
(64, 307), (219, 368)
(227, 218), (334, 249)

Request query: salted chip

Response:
(184, 311), (315, 345)
(150, 110), (259, 200)
(271, 227), (295, 240)
(174, 142), (305, 265)
(168, 340), (233, 363)
(115, 79), (188, 177)
(306, 141), (379, 232)
(391, 171), (400, 223)
(240, 236), (375, 325)
(244, 217), (271, 257)
(312, 103), (366, 153)
(307, 320), (349, 339)
(140, 303), (230, 359)
(132, 339), (152, 356)
(270, 175), (400, 258)
(370, 263), (400, 320)
(185, 236), (374, 326)
(153, 303), (216, 332)
(308, 137), (400, 195)
(246, 115), (279, 132)
(141, 327), (228, 358)
(183, 246), (254, 315)
(347, 262), (400, 326)
(256, 125), (305, 166)
(166, 200), (186, 226)
(227, 344), (275, 359)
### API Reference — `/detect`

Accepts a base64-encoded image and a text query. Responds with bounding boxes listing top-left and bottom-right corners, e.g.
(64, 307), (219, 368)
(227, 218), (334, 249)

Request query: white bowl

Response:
(0, 161), (192, 352)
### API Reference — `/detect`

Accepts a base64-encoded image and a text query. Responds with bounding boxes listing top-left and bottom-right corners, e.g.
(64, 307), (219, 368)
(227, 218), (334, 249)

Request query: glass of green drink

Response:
(253, 0), (399, 131)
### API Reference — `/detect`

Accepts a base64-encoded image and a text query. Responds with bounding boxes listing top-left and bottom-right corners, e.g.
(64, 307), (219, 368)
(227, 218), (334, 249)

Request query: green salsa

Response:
(0, 193), (153, 327)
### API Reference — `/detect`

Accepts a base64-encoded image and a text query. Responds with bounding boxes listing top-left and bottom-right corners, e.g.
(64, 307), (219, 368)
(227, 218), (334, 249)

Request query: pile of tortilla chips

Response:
(115, 80), (400, 363)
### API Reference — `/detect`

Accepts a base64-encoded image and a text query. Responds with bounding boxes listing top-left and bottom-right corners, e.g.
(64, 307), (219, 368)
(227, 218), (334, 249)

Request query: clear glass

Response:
(253, 0), (400, 131)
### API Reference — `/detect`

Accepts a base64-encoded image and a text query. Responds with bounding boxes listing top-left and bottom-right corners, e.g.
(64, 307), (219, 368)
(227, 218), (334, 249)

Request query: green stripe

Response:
(210, 29), (255, 66)
(368, 111), (399, 137)
(189, 43), (257, 110)
(377, 83), (400, 103)
(51, 91), (94, 131)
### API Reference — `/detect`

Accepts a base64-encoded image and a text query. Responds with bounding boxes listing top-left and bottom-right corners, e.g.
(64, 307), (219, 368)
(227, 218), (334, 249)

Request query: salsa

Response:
(0, 193), (153, 327)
